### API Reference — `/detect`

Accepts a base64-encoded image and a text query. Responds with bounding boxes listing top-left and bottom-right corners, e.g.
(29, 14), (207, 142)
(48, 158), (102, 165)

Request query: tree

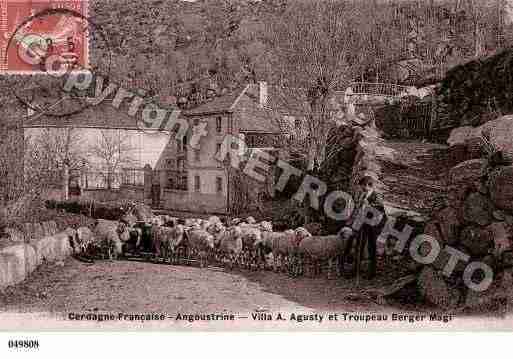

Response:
(88, 130), (137, 189)
(466, 0), (486, 57)
(26, 127), (87, 200)
(496, 0), (507, 48)
(0, 122), (25, 205)
(0, 100), (86, 224)
(265, 0), (392, 173)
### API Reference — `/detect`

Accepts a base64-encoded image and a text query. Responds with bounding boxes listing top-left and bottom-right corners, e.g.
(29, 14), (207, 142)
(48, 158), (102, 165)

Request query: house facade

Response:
(22, 99), (171, 203)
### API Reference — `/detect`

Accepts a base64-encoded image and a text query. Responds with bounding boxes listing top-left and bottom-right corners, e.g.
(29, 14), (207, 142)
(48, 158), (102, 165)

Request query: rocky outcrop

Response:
(348, 120), (456, 231)
(488, 166), (513, 211)
(446, 117), (513, 164)
(418, 266), (461, 309)
(436, 50), (513, 128)
(407, 118), (513, 309)
(449, 159), (488, 191)
(462, 193), (493, 227)
(415, 156), (513, 309)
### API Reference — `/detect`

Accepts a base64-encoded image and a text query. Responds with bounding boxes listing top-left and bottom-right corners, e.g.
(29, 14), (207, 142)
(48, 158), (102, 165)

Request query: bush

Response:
(0, 196), (47, 228)
(56, 199), (83, 214)
(45, 199), (144, 221)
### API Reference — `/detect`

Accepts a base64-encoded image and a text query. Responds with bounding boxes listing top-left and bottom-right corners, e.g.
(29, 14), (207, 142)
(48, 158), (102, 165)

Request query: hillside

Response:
(88, 0), (285, 105)
(1, 0), (512, 110)
(88, 0), (511, 96)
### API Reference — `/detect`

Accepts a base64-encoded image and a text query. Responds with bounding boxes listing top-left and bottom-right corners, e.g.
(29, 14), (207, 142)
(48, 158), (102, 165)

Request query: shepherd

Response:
(341, 173), (385, 281)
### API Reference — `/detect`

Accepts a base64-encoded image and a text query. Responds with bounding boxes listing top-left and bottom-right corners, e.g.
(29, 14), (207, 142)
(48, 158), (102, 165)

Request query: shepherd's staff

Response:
(355, 226), (363, 288)
(355, 197), (369, 288)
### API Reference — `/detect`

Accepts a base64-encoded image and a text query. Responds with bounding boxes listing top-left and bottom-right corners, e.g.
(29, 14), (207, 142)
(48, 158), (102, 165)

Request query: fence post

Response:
(143, 164), (153, 205)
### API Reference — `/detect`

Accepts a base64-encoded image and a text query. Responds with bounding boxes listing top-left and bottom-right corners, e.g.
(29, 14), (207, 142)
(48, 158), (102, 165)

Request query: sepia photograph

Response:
(1, 0), (513, 344)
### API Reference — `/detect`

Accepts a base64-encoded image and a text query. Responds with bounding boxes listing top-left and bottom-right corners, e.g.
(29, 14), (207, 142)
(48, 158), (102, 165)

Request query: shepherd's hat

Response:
(339, 227), (354, 238)
(358, 172), (378, 185)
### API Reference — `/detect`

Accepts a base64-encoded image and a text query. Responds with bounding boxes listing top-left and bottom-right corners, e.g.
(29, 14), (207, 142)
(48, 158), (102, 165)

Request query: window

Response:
(166, 173), (187, 191)
(182, 135), (188, 151)
(166, 159), (175, 168)
(180, 175), (188, 191)
(194, 175), (200, 192)
(177, 159), (185, 171)
(194, 150), (200, 162)
(216, 177), (223, 193)
(122, 169), (144, 186)
(216, 142), (222, 154)
(193, 118), (199, 126)
(216, 116), (222, 133)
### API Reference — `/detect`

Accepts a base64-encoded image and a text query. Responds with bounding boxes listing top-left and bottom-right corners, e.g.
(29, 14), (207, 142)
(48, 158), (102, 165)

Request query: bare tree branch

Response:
(264, 0), (393, 172)
(88, 130), (138, 189)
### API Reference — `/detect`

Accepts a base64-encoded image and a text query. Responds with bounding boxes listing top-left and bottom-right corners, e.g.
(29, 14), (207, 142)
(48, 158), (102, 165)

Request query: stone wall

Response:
(417, 157), (513, 309)
(414, 118), (513, 309)
(348, 123), (385, 196)
(119, 185), (146, 202)
(81, 189), (122, 202)
(162, 189), (227, 214)
(80, 185), (146, 203)
(0, 220), (73, 289)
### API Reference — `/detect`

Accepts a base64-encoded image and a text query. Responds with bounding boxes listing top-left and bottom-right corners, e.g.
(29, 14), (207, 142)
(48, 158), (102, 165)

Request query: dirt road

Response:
(0, 258), (395, 314)
(4, 258), (509, 330)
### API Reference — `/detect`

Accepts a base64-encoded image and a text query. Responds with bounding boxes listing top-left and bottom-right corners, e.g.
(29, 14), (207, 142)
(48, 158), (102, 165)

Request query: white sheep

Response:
(186, 229), (215, 267)
(254, 228), (310, 273)
(215, 226), (243, 269)
(297, 234), (346, 278)
(259, 221), (273, 232)
(152, 224), (186, 263)
(75, 226), (95, 254)
(93, 220), (129, 260)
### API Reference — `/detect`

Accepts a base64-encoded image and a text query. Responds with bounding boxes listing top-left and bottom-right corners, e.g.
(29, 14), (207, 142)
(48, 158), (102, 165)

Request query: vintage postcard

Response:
(1, 0), (513, 340)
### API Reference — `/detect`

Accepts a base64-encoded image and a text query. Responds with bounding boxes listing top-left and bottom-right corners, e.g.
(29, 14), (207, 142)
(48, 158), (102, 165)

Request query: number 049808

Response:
(7, 339), (39, 350)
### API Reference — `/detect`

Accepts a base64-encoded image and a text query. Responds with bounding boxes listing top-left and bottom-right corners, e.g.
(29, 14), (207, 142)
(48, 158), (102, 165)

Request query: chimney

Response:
(259, 81), (268, 108)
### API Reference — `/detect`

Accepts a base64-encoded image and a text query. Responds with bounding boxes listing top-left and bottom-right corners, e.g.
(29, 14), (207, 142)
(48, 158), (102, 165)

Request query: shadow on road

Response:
(222, 260), (414, 312)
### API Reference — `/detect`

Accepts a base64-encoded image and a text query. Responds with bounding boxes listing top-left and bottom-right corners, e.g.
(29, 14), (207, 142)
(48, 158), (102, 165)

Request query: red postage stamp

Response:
(0, 0), (89, 74)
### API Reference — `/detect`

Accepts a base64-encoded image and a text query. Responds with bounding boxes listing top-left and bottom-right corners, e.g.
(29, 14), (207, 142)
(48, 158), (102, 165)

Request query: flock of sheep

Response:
(66, 213), (356, 278)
